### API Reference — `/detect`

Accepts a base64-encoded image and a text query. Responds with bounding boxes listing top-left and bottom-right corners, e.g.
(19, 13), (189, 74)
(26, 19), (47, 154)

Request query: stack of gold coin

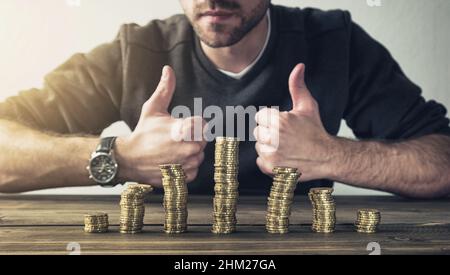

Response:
(266, 167), (300, 234)
(160, 164), (188, 234)
(84, 212), (109, 233)
(212, 137), (240, 234)
(309, 188), (336, 233)
(355, 209), (381, 233)
(119, 184), (153, 234)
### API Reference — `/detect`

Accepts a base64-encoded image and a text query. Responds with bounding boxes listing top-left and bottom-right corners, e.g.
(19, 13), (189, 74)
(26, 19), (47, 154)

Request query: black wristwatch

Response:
(87, 137), (124, 187)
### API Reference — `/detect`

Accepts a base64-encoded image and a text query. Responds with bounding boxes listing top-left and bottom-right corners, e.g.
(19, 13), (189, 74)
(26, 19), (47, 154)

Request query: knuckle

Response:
(266, 163), (274, 174)
(260, 161), (273, 174)
(253, 126), (259, 139)
(255, 142), (263, 154)
(256, 157), (265, 169)
(186, 169), (199, 182)
(254, 129), (263, 142)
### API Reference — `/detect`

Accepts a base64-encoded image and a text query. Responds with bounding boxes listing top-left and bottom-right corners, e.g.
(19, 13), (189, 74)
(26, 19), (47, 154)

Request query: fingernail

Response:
(161, 66), (168, 81)
(295, 64), (305, 87)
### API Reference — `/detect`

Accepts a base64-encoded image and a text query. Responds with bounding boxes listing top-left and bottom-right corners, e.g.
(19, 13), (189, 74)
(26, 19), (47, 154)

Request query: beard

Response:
(190, 0), (270, 48)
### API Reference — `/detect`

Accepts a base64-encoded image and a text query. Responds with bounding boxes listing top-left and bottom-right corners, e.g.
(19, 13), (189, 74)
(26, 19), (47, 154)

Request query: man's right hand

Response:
(116, 66), (207, 187)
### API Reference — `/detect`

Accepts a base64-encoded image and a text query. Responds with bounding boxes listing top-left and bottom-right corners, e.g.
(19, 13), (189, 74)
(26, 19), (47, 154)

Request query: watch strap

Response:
(96, 137), (117, 153)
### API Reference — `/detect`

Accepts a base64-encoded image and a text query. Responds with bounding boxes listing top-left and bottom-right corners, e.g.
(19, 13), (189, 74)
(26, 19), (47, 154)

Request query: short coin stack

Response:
(266, 167), (301, 234)
(160, 164), (189, 234)
(119, 184), (153, 234)
(212, 137), (240, 234)
(84, 212), (109, 233)
(355, 209), (381, 233)
(309, 188), (336, 233)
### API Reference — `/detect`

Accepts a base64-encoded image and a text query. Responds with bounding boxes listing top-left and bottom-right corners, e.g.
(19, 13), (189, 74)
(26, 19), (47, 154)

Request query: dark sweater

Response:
(1, 5), (449, 195)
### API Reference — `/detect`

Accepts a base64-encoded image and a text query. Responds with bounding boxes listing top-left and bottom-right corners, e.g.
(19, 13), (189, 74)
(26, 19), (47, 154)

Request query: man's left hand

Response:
(254, 63), (337, 182)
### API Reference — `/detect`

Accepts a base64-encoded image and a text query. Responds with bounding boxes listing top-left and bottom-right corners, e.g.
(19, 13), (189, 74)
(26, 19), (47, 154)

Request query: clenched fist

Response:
(254, 64), (336, 182)
(116, 66), (207, 187)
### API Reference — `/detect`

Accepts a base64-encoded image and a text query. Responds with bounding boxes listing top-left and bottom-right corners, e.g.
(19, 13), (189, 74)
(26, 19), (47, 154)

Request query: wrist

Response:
(114, 136), (133, 182)
(70, 137), (99, 187)
(320, 135), (348, 181)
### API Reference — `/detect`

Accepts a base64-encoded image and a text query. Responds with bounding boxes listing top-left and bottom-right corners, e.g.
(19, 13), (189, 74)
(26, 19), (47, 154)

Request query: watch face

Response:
(89, 153), (117, 184)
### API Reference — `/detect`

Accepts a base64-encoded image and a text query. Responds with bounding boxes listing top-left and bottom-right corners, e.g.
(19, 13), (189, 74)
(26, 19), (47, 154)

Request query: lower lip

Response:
(202, 14), (234, 23)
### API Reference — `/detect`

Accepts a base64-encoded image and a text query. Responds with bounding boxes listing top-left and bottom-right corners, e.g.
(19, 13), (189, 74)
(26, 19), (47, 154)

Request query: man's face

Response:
(180, 0), (270, 48)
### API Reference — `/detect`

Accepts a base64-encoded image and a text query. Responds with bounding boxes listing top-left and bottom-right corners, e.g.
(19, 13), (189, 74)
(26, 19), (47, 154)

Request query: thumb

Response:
(288, 63), (316, 112)
(143, 65), (176, 115)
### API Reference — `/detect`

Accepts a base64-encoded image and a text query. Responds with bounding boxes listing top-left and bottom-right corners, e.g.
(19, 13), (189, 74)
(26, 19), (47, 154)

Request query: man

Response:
(0, 0), (449, 198)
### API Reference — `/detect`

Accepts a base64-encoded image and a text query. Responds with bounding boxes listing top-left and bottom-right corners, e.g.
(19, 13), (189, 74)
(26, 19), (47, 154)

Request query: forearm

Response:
(0, 120), (98, 193)
(328, 134), (450, 199)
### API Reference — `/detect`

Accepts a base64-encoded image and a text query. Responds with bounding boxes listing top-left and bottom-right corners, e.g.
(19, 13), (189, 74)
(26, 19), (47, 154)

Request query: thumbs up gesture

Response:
(254, 64), (335, 182)
(116, 66), (207, 187)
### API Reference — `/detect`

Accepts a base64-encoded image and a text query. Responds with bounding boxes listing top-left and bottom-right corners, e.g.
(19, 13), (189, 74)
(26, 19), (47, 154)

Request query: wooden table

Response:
(1, 195), (450, 255)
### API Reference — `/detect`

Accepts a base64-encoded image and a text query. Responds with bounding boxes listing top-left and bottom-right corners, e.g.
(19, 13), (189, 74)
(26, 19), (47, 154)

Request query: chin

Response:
(198, 27), (245, 48)
(201, 35), (232, 48)
(202, 39), (237, 48)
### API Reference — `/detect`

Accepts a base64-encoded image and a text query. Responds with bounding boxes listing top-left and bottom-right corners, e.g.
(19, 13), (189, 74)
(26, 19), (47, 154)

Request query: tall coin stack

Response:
(355, 209), (381, 233)
(119, 184), (153, 234)
(266, 167), (300, 234)
(212, 137), (240, 234)
(309, 188), (336, 233)
(160, 164), (189, 234)
(84, 212), (109, 233)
